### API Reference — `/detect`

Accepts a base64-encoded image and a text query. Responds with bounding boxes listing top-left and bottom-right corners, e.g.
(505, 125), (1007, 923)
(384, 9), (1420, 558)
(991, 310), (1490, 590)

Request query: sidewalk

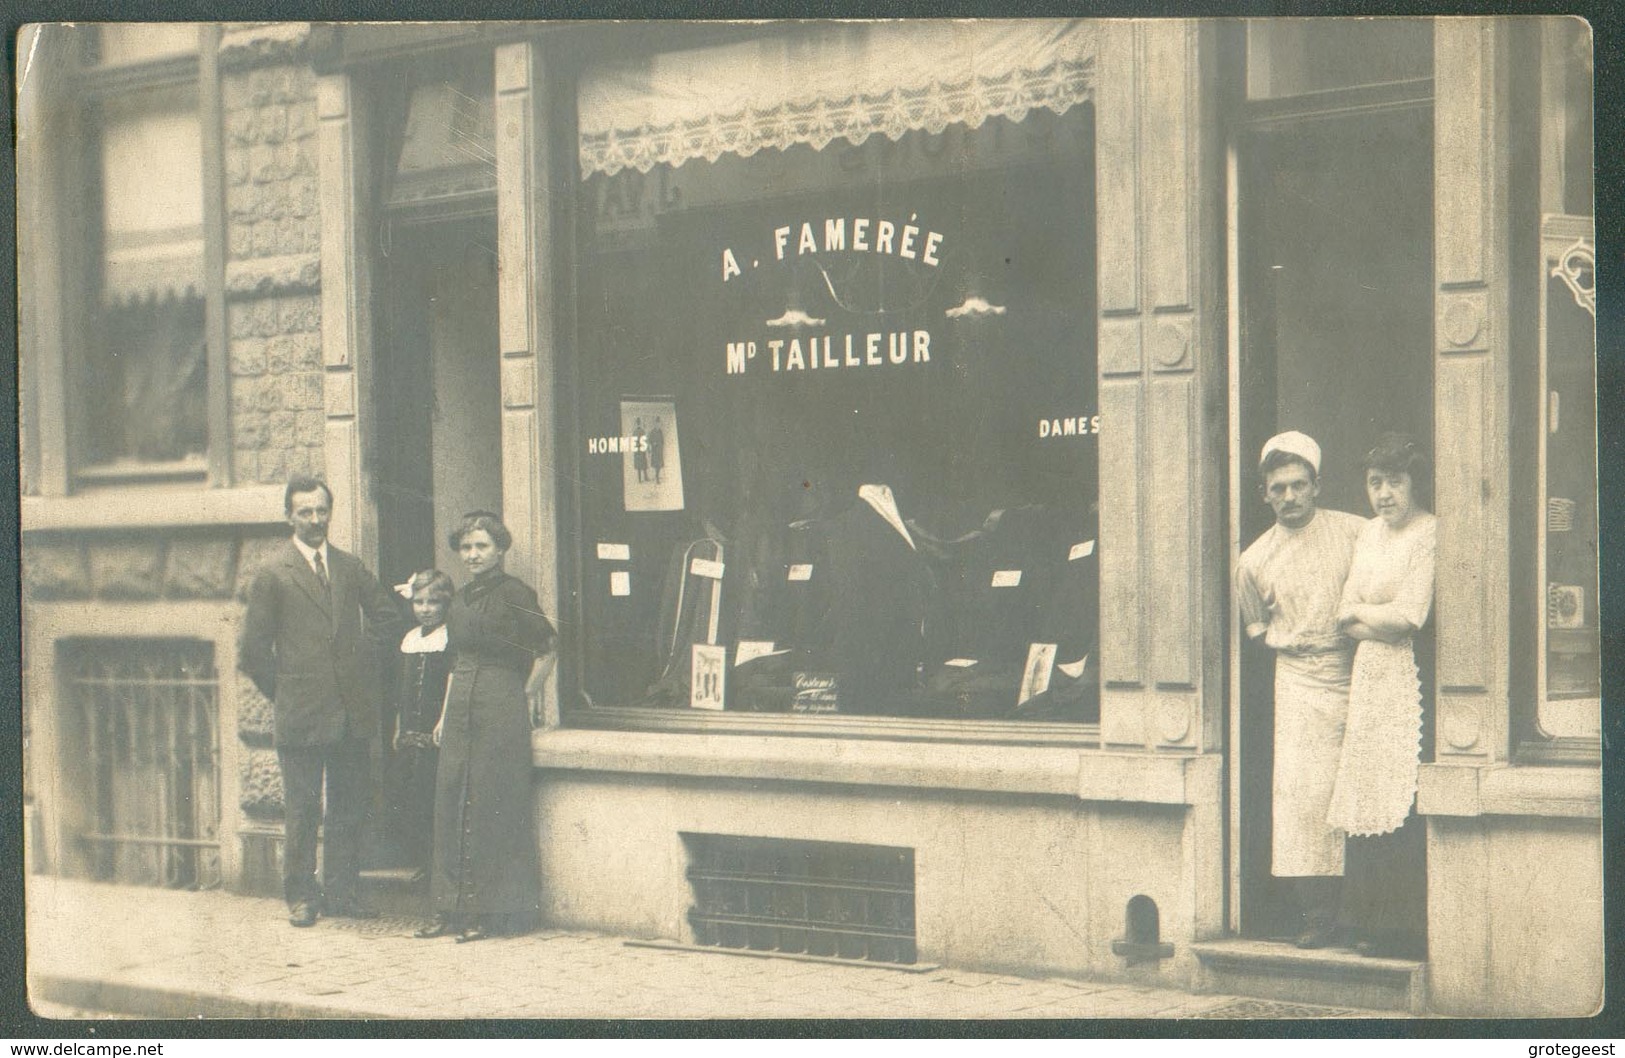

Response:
(26, 877), (1381, 1020)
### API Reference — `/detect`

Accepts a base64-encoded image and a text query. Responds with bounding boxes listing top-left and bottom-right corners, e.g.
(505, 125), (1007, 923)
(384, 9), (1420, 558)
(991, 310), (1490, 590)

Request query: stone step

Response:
(1190, 939), (1427, 1015)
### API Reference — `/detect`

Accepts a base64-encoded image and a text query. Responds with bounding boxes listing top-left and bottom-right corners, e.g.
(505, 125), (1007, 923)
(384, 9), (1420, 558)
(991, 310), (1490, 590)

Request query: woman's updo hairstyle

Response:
(1362, 432), (1432, 509)
(447, 509), (513, 552)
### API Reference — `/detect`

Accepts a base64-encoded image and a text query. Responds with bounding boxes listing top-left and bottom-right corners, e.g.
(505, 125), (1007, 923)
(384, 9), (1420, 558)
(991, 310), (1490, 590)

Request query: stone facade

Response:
(240, 748), (285, 819)
(21, 540), (91, 600)
(164, 538), (239, 600)
(223, 53), (325, 488)
(235, 533), (292, 601)
(86, 543), (167, 600)
(22, 534), (272, 604)
(237, 673), (276, 746)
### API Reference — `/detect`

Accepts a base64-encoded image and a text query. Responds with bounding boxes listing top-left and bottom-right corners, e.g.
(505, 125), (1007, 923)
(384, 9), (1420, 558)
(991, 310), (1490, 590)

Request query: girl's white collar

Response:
(401, 624), (449, 653)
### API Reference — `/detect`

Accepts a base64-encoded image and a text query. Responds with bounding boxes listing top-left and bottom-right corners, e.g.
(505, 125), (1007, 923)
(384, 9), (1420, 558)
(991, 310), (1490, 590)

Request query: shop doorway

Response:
(1229, 105), (1433, 940)
(371, 213), (501, 872)
(374, 216), (502, 585)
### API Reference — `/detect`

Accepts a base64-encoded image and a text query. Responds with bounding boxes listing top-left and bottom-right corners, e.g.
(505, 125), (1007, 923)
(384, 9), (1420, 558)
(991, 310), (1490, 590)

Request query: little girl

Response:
(390, 569), (455, 880)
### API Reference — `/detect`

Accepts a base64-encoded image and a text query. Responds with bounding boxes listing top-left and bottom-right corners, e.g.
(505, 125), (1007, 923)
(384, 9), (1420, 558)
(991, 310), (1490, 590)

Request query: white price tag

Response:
(1057, 655), (1088, 679)
(690, 557), (725, 580)
(735, 641), (780, 666)
(597, 542), (631, 561)
(609, 571), (631, 597)
(1069, 540), (1096, 561)
(787, 564), (814, 582)
(991, 569), (1023, 588)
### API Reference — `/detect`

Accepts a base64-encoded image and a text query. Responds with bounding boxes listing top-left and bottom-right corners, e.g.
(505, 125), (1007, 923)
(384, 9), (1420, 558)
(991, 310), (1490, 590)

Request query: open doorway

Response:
(362, 50), (502, 879)
(1232, 105), (1434, 940)
(371, 213), (501, 874)
(375, 216), (502, 585)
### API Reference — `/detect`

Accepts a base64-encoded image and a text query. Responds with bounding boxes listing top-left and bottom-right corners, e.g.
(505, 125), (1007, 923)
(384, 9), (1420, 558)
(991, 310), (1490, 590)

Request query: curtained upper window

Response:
(98, 85), (205, 308)
(82, 30), (209, 477)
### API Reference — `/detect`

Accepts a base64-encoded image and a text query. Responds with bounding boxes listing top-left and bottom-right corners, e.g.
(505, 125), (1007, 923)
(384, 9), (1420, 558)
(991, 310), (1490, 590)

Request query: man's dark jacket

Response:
(239, 539), (402, 747)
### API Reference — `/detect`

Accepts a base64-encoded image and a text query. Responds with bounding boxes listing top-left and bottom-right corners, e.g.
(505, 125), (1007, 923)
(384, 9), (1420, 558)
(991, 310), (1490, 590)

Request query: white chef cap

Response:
(1260, 431), (1321, 475)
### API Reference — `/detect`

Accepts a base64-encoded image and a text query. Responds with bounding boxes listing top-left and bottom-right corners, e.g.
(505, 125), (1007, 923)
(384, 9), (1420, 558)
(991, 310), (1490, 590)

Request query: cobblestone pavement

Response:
(25, 877), (1379, 1021)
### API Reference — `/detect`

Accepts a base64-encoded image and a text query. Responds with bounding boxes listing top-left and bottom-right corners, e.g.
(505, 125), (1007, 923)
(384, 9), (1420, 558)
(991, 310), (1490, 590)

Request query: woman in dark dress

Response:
(415, 511), (555, 943)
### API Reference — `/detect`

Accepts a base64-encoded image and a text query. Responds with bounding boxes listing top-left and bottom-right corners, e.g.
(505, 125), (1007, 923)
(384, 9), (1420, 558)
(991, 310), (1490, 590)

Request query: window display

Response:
(1538, 217), (1599, 736)
(570, 25), (1100, 724)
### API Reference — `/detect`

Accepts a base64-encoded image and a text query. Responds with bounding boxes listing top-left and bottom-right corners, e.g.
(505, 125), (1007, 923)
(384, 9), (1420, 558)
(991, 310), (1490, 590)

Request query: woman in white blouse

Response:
(1327, 433), (1437, 958)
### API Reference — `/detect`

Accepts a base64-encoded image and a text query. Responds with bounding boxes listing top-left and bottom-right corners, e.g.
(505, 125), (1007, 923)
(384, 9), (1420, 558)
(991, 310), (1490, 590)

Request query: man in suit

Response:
(239, 475), (403, 927)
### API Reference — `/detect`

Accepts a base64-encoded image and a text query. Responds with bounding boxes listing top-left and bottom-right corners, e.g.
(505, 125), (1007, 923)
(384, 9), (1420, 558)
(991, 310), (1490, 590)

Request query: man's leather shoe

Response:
(454, 925), (492, 944)
(414, 915), (456, 939)
(325, 902), (380, 920)
(288, 901), (318, 928)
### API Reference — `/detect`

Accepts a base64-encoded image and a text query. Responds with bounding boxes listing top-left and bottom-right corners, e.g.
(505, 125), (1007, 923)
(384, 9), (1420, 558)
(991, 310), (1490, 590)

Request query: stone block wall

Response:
(221, 27), (326, 487)
(24, 532), (247, 603)
(217, 28), (326, 839)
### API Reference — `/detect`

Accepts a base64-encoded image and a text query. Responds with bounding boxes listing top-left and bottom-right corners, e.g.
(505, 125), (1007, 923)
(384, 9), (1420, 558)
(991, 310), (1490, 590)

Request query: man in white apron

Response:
(1236, 432), (1366, 948)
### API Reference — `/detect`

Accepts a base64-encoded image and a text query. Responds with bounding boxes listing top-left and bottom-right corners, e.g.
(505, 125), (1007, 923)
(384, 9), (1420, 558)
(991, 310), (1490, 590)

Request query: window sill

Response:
(1416, 761), (1601, 820)
(22, 483), (288, 532)
(1514, 735), (1601, 766)
(75, 456), (208, 486)
(532, 727), (1221, 805)
(569, 703), (1100, 747)
(78, 53), (200, 95)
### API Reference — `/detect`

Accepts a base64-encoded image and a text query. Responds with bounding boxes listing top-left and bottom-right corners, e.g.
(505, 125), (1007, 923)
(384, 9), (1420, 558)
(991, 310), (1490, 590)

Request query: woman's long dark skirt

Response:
(1338, 627), (1433, 960)
(1339, 813), (1427, 958)
(430, 662), (541, 930)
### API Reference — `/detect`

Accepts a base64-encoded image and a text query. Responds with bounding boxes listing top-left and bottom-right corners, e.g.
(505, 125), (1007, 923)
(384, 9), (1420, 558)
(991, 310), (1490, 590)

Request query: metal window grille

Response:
(683, 833), (916, 964)
(61, 639), (221, 889)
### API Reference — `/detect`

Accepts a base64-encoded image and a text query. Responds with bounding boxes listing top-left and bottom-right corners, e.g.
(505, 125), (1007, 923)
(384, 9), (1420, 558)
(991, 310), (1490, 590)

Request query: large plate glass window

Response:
(570, 22), (1101, 724)
(1538, 216), (1598, 737)
(1521, 18), (1597, 753)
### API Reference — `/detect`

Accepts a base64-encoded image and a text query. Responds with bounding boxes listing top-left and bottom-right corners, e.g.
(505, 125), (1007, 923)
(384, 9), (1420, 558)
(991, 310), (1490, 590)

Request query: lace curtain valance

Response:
(578, 20), (1097, 179)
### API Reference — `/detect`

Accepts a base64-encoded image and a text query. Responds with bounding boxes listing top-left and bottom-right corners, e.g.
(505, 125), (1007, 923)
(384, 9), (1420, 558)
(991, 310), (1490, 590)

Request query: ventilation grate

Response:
(682, 833), (916, 964)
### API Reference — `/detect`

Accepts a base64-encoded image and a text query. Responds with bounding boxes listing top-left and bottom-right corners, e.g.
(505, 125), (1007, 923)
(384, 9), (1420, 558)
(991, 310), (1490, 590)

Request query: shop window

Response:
(59, 638), (221, 889)
(1533, 219), (1598, 744)
(570, 23), (1100, 726)
(1517, 22), (1596, 758)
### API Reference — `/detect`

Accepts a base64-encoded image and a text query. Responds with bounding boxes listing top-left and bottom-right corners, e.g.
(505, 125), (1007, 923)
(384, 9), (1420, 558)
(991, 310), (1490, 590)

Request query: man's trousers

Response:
(276, 738), (371, 909)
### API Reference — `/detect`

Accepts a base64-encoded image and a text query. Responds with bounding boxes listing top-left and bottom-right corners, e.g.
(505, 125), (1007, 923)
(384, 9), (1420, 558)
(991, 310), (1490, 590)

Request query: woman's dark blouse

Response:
(447, 570), (555, 671)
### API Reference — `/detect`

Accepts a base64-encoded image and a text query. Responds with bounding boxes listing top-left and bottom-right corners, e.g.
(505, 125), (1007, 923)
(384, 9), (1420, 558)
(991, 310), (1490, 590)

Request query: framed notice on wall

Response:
(620, 397), (685, 512)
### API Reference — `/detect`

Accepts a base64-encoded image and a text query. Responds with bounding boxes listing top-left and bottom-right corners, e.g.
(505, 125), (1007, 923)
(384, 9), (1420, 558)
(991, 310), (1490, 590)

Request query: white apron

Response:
(1326, 638), (1423, 836)
(1272, 649), (1353, 877)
